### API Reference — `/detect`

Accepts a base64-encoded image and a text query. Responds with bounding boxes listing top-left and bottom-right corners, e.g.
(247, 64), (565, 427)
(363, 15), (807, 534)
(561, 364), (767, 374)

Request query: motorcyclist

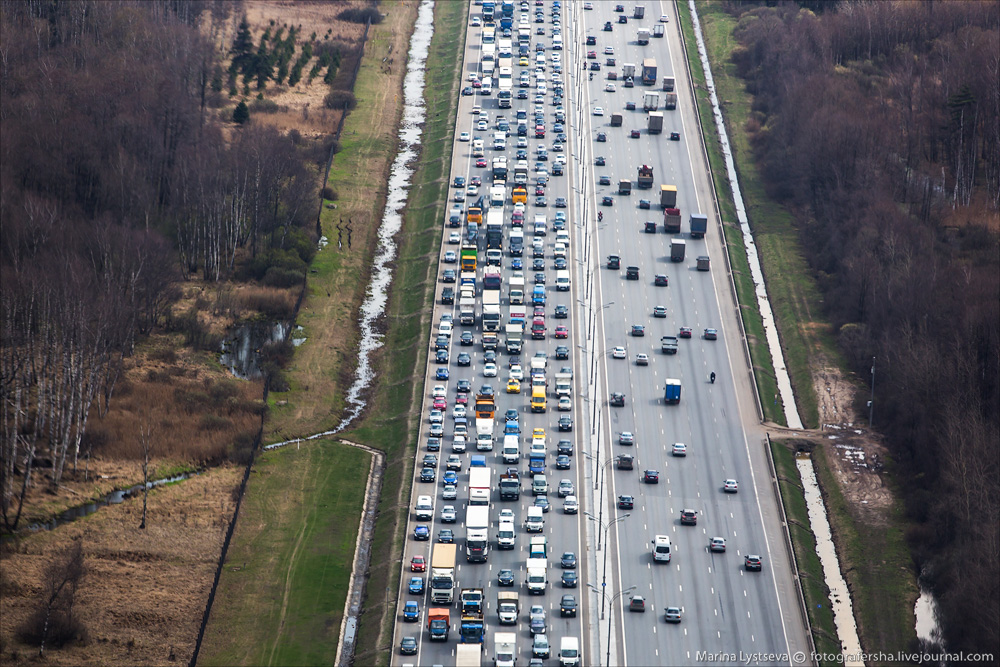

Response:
(710, 372), (716, 384)
(598, 211), (603, 221)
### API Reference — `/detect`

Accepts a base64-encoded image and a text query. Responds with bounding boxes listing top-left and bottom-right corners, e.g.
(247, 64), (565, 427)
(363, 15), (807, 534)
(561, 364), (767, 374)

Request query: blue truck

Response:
(664, 379), (682, 405)
(529, 453), (545, 476)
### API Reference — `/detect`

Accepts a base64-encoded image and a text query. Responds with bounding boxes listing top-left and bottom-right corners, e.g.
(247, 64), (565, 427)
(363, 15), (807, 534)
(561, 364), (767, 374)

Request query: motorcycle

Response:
(598, 211), (603, 222)
(710, 372), (716, 384)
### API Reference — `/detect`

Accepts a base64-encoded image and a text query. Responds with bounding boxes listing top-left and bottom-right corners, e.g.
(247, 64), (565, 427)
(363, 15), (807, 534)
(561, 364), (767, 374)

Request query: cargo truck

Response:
(555, 372), (573, 397)
(697, 255), (711, 271)
(483, 270), (502, 291)
(492, 157), (507, 180)
(495, 633), (517, 667)
(428, 608), (451, 641)
(512, 184), (528, 204)
(508, 304), (526, 325)
(671, 239), (686, 262)
(476, 418), (495, 452)
(526, 558), (548, 594)
(529, 450), (545, 476)
(529, 535), (548, 559)
(662, 75), (675, 92)
(466, 505), (490, 562)
(469, 469), (492, 507)
(660, 184), (678, 209)
(643, 91), (660, 110)
(664, 378), (682, 404)
(648, 111), (663, 134)
(459, 296), (476, 325)
(507, 274), (524, 303)
(622, 63), (636, 80)
(499, 468), (521, 499)
(461, 244), (478, 272)
(661, 335), (678, 354)
(509, 229), (524, 256)
(610, 112), (623, 127)
(663, 208), (682, 233)
(498, 591), (519, 624)
(461, 586), (484, 615)
(619, 179), (632, 194)
(637, 28), (650, 44)
(460, 609), (485, 644)
(514, 160), (528, 184)
(497, 518), (517, 549)
(633, 5), (645, 19)
(664, 92), (677, 110)
(490, 184), (505, 207)
(637, 164), (654, 188)
(505, 323), (523, 354)
(641, 58), (657, 85)
(456, 644), (481, 667)
(431, 544), (457, 604)
(689, 213), (708, 239)
(653, 23), (664, 38)
(482, 291), (501, 331)
(475, 393), (495, 421)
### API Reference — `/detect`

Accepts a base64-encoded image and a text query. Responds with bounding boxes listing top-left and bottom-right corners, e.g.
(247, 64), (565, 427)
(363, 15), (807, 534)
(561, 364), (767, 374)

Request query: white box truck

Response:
(526, 557), (547, 594)
(555, 269), (570, 291)
(502, 434), (520, 463)
(497, 519), (517, 550)
(495, 633), (517, 667)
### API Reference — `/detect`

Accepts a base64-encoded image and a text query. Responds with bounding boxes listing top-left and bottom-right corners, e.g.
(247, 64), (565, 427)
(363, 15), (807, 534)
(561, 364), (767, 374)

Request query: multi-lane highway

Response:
(392, 1), (810, 666)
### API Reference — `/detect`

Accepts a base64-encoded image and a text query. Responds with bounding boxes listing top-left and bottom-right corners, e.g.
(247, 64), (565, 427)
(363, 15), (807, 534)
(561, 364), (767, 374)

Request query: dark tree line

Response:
(726, 1), (999, 657)
(1, 0), (319, 531)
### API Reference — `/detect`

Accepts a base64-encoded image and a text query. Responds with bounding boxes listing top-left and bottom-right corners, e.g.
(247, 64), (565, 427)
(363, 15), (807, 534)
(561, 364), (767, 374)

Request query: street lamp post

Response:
(587, 583), (637, 667)
(584, 511), (629, 618)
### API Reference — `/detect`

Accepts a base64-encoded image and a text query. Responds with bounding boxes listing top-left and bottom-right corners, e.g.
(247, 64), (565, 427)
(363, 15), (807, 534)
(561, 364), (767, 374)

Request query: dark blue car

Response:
(403, 600), (419, 622)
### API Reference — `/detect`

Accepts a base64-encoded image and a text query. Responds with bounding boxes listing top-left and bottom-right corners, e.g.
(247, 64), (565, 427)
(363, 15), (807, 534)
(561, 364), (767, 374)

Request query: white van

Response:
(502, 435), (520, 463)
(555, 270), (570, 291)
(552, 35), (563, 51)
(652, 534), (672, 562)
(559, 637), (580, 666)
(415, 495), (433, 520)
(532, 474), (548, 496)
(525, 505), (544, 532)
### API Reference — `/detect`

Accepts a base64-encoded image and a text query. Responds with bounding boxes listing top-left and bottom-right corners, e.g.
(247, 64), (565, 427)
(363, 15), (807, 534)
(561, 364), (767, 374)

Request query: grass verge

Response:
(677, 2), (833, 427)
(343, 2), (469, 664)
(197, 442), (370, 666)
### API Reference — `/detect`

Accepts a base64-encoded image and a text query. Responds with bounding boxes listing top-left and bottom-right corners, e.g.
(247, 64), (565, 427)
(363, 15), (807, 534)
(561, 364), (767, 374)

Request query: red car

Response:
(587, 50), (597, 59)
(679, 327), (692, 338)
(411, 555), (426, 572)
(554, 326), (569, 339)
(533, 306), (546, 317)
(455, 394), (468, 405)
(630, 129), (640, 138)
(470, 176), (482, 186)
(472, 80), (481, 88)
(476, 158), (487, 168)
(535, 185), (546, 196)
(433, 397), (447, 410)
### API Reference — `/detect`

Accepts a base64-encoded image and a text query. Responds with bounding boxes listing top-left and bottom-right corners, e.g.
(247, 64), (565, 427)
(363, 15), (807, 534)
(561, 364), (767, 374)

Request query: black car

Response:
(554, 304), (569, 319)
(560, 552), (577, 568)
(518, 89), (529, 99)
(516, 149), (529, 160)
(643, 470), (660, 484)
(554, 257), (567, 270)
(560, 594), (578, 618)
(460, 331), (474, 346)
(420, 467), (435, 482)
(534, 272), (546, 284)
(555, 345), (569, 360)
(534, 496), (550, 512)
(625, 266), (639, 279)
(599, 175), (611, 185)
(655, 274), (669, 286)
(442, 269), (456, 283)
(595, 156), (606, 166)
(426, 437), (441, 452)
(603, 21), (613, 31)
(596, 131), (607, 142)
(557, 439), (573, 456)
(423, 454), (438, 468)
(631, 324), (645, 337)
(483, 350), (497, 363)
(457, 352), (471, 366)
(533, 258), (546, 271)
(610, 392), (626, 407)
(602, 196), (614, 205)
(438, 528), (454, 543)
(607, 255), (621, 269)
(556, 454), (571, 469)
(561, 570), (578, 588)
(558, 416), (573, 431)
(618, 494), (634, 509)
(644, 221), (657, 233)
(670, 132), (681, 141)
(435, 349), (449, 364)
(456, 379), (472, 393)
(639, 198), (650, 209)
(618, 14), (628, 24)
(626, 101), (636, 110)
(586, 35), (597, 45)
(681, 509), (698, 525)
(442, 287), (455, 304)
(498, 568), (516, 586)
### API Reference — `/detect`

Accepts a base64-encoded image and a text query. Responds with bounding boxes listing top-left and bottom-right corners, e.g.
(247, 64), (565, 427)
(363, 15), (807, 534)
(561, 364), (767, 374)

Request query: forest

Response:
(0, 0), (326, 533)
(726, 0), (999, 656)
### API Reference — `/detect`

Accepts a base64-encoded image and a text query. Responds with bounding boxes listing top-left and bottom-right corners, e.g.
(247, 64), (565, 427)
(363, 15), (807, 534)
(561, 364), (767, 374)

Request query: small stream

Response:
(796, 453), (865, 665)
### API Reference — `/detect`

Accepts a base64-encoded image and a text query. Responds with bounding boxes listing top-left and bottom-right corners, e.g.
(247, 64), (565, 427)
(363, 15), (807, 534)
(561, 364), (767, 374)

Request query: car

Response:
(529, 609), (546, 636)
(679, 326), (693, 338)
(628, 595), (646, 612)
(586, 35), (597, 45)
(603, 21), (613, 31)
(480, 384), (495, 396)
(670, 131), (681, 140)
(432, 398), (447, 411)
(498, 568), (515, 586)
(554, 325), (568, 339)
(587, 50), (597, 59)
(535, 196), (547, 207)
(507, 378), (521, 394)
(628, 128), (641, 139)
(610, 392), (626, 407)
(635, 353), (649, 366)
(441, 286), (455, 304)
(446, 455), (462, 471)
(408, 575), (425, 594)
(442, 484), (457, 500)
(660, 13), (670, 22)
(618, 494), (634, 509)
(602, 196), (614, 206)
(413, 524), (429, 540)
(557, 439), (573, 456)
(426, 437), (441, 452)
(653, 273), (669, 286)
(440, 505), (457, 523)
(400, 636), (417, 655)
(638, 198), (650, 209)
(652, 305), (667, 318)
(554, 197), (567, 208)
(555, 345), (569, 360)
(745, 555), (763, 571)
(724, 479), (739, 493)
(459, 331), (474, 347)
(442, 470), (458, 485)
(584, 1), (593, 7)
(483, 362), (498, 377)
(459, 132), (470, 142)
(605, 82), (616, 92)
(618, 431), (634, 445)
(419, 467), (435, 482)
(558, 415), (573, 431)
(532, 258), (546, 271)
(596, 132), (607, 142)
(681, 509), (698, 525)
(614, 3), (624, 10)
(483, 350), (497, 364)
(510, 364), (524, 380)
(410, 555), (426, 572)
(442, 268), (456, 282)
(435, 367), (450, 380)
(453, 176), (466, 188)
(664, 606), (682, 623)
(556, 454), (571, 470)
(558, 396), (572, 411)
(672, 442), (687, 456)
(462, 86), (473, 96)
(422, 453), (438, 468)
(612, 346), (626, 359)
(510, 258), (523, 270)
(533, 496), (550, 513)
(606, 57), (616, 67)
(626, 100), (637, 110)
(643, 469), (660, 483)
(599, 175), (611, 186)
(557, 479), (575, 497)
(631, 324), (645, 337)
(595, 156), (606, 166)
(616, 454), (634, 470)
(534, 272), (546, 284)
(554, 304), (568, 318)
(457, 352), (471, 366)
(704, 328), (718, 340)
(710, 537), (727, 553)
(456, 379), (472, 393)
(471, 79), (481, 88)
(518, 89), (529, 99)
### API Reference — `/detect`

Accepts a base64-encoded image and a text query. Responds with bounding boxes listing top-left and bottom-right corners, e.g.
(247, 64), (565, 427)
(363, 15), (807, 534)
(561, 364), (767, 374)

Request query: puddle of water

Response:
(333, 0), (435, 435)
(21, 472), (198, 534)
(688, 2), (802, 428)
(292, 325), (307, 347)
(915, 585), (943, 645)
(220, 321), (291, 379)
(796, 454), (865, 665)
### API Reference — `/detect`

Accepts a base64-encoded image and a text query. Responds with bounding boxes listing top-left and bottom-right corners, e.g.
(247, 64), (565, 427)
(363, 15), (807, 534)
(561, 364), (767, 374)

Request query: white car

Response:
(612, 346), (626, 359)
(593, 107), (604, 116)
(558, 396), (572, 411)
(459, 132), (471, 141)
(453, 405), (467, 419)
(563, 495), (579, 514)
(604, 46), (615, 55)
(724, 479), (739, 493)
(443, 250), (457, 263)
(440, 505), (457, 522)
(517, 136), (529, 148)
(660, 14), (669, 22)
(466, 185), (479, 196)
(477, 120), (488, 131)
(499, 508), (515, 521)
(448, 232), (461, 244)
(443, 484), (458, 500)
(484, 363), (498, 377)
(510, 364), (524, 380)
(605, 83), (616, 92)
(472, 16), (482, 26)
(432, 385), (447, 398)
(583, 2), (593, 8)
(472, 105), (482, 114)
